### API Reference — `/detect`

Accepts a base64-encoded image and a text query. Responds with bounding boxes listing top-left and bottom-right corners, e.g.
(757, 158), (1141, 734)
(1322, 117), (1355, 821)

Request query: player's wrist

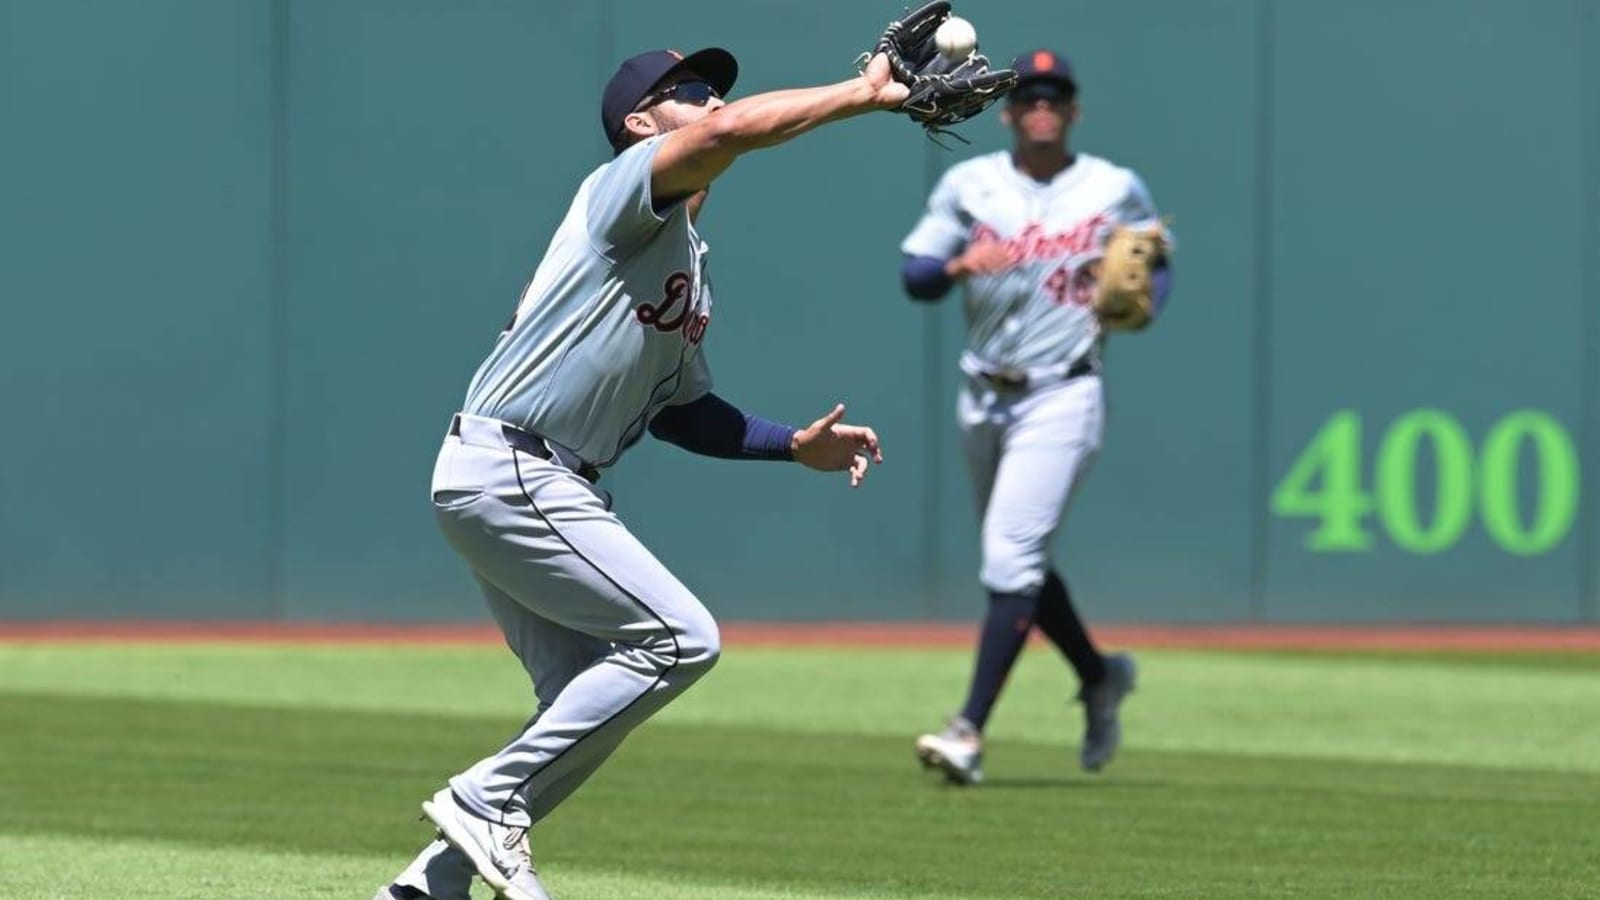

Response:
(846, 74), (889, 112)
(854, 52), (908, 112)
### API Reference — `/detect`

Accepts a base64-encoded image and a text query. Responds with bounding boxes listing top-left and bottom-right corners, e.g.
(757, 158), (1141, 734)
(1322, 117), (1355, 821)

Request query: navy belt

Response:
(449, 414), (600, 483)
(977, 357), (1097, 391)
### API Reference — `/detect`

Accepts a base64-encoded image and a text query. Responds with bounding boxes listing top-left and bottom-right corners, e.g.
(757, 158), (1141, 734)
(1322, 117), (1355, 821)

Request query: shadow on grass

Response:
(975, 775), (1159, 790)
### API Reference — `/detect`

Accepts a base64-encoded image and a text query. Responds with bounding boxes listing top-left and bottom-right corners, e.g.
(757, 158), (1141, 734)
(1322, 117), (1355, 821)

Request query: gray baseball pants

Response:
(431, 414), (720, 828)
(958, 373), (1104, 595)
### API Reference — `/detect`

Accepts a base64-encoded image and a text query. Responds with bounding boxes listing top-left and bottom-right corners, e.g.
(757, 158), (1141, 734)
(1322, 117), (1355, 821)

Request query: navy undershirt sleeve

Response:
(902, 254), (954, 301)
(648, 392), (796, 461)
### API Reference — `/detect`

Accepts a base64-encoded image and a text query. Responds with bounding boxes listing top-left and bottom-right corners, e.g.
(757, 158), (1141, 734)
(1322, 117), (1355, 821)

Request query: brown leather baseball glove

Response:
(1093, 226), (1170, 332)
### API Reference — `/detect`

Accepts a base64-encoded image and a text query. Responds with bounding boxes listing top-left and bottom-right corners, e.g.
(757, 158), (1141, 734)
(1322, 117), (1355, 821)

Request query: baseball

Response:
(935, 16), (977, 60)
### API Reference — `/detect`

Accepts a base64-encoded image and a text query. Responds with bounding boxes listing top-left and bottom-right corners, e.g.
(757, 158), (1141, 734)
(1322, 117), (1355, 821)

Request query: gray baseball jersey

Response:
(901, 151), (1162, 376)
(462, 134), (713, 468)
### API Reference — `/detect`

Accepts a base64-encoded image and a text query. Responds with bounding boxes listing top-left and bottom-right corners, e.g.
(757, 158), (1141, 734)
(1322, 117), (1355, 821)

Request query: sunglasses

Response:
(640, 80), (721, 110)
(1009, 82), (1071, 106)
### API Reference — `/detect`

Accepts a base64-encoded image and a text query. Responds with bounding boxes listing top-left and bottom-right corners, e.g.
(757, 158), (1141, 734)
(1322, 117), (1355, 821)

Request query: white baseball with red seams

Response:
(935, 15), (978, 59)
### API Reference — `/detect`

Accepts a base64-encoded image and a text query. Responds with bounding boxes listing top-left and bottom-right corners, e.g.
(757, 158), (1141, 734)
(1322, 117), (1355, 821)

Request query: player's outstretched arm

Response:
(652, 54), (908, 202)
(648, 395), (882, 487)
(791, 404), (883, 488)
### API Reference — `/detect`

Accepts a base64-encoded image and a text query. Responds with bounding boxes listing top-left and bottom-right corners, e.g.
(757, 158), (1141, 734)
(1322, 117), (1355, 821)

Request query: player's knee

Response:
(679, 630), (721, 675)
(979, 537), (1048, 595)
(669, 607), (721, 677)
(980, 564), (1046, 596)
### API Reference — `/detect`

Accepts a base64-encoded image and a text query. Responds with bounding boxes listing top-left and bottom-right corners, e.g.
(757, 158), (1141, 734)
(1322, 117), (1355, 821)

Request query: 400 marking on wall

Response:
(1272, 410), (1580, 556)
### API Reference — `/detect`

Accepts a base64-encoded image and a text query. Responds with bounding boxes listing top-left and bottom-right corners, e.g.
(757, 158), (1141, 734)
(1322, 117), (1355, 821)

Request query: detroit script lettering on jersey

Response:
(970, 213), (1108, 268)
(460, 133), (716, 466)
(635, 271), (711, 345)
(899, 151), (1167, 373)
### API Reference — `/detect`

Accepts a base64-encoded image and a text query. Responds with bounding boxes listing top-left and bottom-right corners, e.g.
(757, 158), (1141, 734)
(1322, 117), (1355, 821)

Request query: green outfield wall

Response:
(2, 0), (1596, 622)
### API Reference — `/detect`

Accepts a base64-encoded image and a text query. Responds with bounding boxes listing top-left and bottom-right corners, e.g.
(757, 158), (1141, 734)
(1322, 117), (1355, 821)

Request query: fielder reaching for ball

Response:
(372, 7), (1012, 899)
(901, 49), (1174, 785)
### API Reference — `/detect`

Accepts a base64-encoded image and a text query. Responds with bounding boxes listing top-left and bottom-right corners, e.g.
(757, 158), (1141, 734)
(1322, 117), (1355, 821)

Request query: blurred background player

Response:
(898, 48), (1174, 785)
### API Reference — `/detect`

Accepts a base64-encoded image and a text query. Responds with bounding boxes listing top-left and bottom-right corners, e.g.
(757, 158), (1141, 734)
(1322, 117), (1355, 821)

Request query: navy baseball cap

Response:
(601, 48), (739, 153)
(1011, 48), (1076, 91)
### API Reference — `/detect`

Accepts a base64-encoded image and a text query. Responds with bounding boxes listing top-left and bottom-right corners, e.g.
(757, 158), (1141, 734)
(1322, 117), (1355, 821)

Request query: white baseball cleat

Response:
(915, 716), (984, 785)
(1079, 652), (1137, 772)
(421, 788), (553, 900)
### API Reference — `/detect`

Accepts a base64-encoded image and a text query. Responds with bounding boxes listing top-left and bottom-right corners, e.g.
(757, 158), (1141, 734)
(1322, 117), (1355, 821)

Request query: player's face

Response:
(1006, 80), (1076, 147)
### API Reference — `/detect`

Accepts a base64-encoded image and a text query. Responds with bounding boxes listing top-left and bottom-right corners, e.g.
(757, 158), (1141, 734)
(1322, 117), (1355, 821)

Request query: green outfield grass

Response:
(1, 641), (1597, 899)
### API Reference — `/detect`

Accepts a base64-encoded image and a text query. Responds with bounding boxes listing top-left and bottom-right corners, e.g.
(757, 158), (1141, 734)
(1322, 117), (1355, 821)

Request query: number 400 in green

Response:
(1272, 410), (1580, 556)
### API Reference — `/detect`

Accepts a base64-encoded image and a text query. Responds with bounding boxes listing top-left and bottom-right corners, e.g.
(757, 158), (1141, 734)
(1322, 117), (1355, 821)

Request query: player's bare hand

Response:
(792, 403), (884, 488)
(861, 53), (910, 109)
(950, 240), (1013, 278)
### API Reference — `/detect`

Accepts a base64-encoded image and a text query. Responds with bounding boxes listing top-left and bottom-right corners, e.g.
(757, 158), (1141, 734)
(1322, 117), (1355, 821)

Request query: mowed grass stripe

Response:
(0, 833), (980, 900)
(2, 692), (1596, 899)
(2, 644), (1598, 773)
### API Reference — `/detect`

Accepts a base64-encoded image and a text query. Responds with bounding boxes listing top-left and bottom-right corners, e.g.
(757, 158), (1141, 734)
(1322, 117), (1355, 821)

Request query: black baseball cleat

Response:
(1078, 652), (1136, 772)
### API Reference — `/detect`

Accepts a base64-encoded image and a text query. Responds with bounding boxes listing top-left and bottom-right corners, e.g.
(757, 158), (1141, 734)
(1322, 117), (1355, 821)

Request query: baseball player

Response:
(900, 49), (1173, 785)
(366, 38), (996, 900)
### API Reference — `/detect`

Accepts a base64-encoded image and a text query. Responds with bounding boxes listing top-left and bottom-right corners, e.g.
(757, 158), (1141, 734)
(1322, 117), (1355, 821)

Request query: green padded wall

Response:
(1, 0), (1594, 622)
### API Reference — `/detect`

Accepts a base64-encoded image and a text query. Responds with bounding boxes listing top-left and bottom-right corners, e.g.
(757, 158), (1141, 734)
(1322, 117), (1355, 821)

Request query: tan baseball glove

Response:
(1093, 226), (1170, 332)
